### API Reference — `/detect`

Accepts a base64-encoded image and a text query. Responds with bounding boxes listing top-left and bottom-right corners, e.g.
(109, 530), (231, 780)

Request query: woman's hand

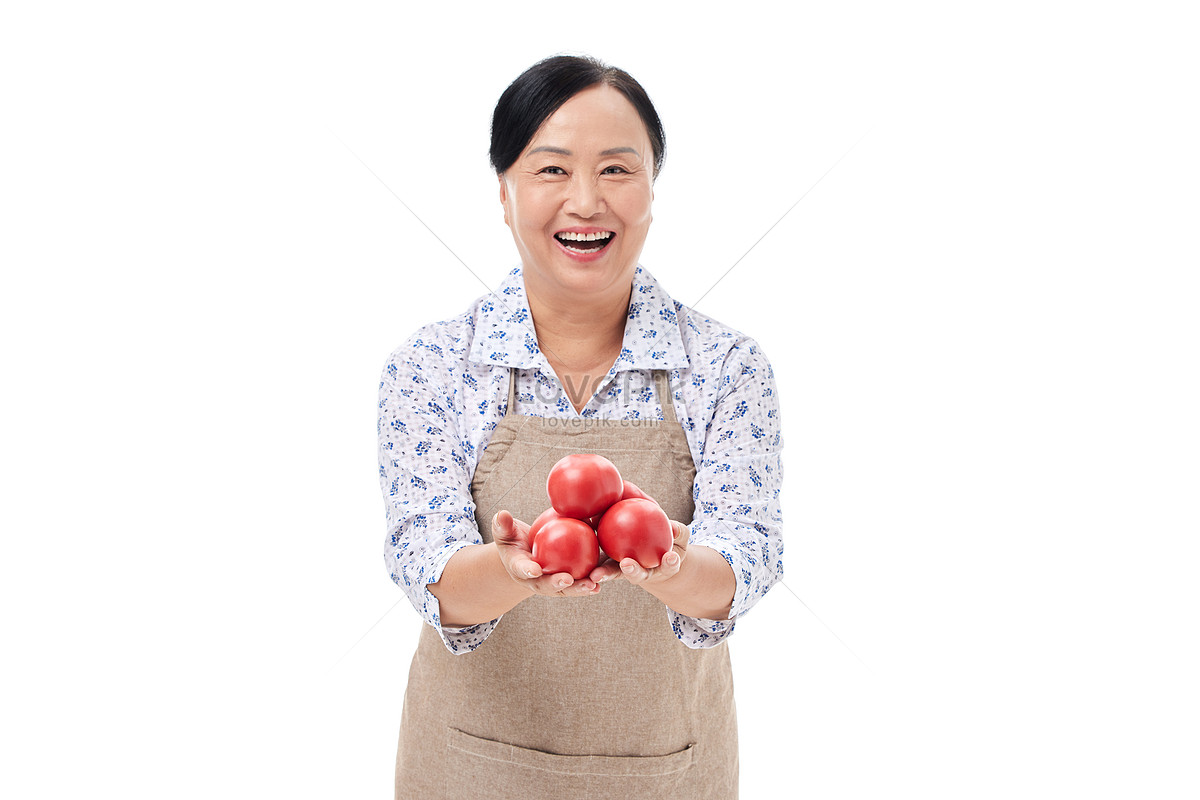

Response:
(588, 556), (626, 585)
(615, 520), (690, 586)
(492, 510), (601, 597)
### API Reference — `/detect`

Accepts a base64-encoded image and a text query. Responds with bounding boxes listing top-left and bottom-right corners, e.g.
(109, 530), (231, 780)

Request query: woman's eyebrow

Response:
(526, 146), (641, 157)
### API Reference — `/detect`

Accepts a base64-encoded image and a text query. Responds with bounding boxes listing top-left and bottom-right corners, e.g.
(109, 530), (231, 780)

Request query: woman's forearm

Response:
(642, 544), (736, 621)
(430, 540), (735, 627)
(427, 543), (533, 627)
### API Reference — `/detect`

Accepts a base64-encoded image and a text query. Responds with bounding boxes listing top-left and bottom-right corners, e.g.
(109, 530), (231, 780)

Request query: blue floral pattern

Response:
(378, 265), (784, 653)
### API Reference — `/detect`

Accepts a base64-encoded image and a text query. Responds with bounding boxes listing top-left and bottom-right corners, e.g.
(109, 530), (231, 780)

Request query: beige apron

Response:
(395, 369), (738, 799)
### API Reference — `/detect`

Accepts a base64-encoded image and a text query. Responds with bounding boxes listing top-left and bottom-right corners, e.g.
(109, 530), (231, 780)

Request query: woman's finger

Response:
(619, 558), (649, 584)
(531, 572), (597, 596)
(589, 559), (623, 583)
(670, 520), (690, 550)
(492, 510), (516, 544)
(512, 557), (544, 580)
(658, 549), (682, 578)
(494, 511), (536, 555)
(620, 550), (683, 585)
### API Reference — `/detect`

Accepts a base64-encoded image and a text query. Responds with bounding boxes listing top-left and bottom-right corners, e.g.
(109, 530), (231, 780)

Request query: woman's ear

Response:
(498, 174), (510, 227)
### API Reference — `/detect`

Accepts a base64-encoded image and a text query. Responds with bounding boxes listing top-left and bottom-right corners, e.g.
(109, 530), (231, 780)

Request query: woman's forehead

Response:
(525, 86), (650, 155)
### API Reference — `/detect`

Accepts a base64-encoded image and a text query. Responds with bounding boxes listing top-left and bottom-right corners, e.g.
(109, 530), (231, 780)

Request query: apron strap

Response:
(506, 368), (519, 417)
(653, 370), (677, 424)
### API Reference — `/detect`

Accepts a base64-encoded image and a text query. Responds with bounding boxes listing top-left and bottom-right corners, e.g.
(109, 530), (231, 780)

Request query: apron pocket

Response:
(445, 727), (695, 789)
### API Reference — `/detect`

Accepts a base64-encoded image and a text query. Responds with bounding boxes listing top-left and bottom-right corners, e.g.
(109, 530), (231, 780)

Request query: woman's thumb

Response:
(493, 510), (514, 542)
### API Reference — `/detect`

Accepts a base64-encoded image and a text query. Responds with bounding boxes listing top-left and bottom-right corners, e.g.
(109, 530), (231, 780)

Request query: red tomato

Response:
(546, 454), (623, 520)
(531, 517), (601, 580)
(620, 480), (657, 504)
(596, 498), (673, 568)
(528, 507), (559, 540)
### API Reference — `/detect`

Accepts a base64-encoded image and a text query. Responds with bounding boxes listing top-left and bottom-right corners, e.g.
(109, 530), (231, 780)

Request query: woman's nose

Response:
(563, 176), (605, 218)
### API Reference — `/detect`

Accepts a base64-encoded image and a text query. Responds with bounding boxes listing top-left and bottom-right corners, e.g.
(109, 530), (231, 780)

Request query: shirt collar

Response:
(615, 265), (690, 370)
(467, 266), (544, 369)
(467, 265), (690, 372)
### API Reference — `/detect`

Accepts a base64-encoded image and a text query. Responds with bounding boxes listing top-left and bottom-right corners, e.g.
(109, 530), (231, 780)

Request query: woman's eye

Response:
(540, 166), (566, 175)
(602, 166), (628, 174)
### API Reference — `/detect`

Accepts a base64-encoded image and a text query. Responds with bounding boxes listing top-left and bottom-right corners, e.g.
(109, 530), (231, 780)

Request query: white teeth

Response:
(557, 231), (613, 242)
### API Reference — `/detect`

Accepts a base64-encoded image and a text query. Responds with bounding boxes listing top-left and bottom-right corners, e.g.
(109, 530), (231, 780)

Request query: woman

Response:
(378, 55), (784, 799)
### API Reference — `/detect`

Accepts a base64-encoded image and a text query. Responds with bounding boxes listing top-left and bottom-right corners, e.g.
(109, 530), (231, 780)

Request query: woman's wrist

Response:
(429, 542), (534, 628)
(637, 544), (735, 621)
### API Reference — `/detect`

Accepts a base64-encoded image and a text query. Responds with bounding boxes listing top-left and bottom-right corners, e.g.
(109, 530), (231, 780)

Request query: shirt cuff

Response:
(667, 609), (737, 649)
(687, 518), (760, 611)
(654, 520), (756, 649)
(423, 539), (499, 655)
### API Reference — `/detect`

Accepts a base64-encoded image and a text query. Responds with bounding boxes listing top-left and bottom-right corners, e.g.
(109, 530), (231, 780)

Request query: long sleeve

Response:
(670, 336), (785, 648)
(378, 331), (498, 654)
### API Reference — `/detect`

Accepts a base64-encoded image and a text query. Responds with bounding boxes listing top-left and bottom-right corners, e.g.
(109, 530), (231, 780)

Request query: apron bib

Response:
(395, 369), (738, 799)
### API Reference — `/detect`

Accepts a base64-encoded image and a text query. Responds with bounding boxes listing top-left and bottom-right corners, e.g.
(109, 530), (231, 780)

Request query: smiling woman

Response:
(379, 55), (785, 800)
(498, 83), (656, 395)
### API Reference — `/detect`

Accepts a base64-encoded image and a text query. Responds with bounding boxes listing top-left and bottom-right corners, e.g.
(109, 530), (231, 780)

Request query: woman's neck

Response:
(525, 281), (630, 368)
(525, 278), (632, 411)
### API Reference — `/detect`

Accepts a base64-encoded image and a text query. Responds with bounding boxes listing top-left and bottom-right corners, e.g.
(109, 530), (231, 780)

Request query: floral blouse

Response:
(378, 265), (784, 653)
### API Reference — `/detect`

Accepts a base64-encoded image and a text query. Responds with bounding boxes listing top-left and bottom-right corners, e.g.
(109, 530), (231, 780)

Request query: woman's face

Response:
(499, 85), (654, 304)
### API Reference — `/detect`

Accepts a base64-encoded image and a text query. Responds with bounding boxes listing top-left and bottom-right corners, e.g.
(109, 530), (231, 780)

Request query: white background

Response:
(2, 1), (1197, 797)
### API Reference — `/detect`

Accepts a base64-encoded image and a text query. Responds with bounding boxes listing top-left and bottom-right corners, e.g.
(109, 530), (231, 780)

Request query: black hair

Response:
(489, 55), (666, 179)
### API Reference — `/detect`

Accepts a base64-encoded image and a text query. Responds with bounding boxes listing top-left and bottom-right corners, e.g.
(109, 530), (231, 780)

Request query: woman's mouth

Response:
(554, 231), (615, 255)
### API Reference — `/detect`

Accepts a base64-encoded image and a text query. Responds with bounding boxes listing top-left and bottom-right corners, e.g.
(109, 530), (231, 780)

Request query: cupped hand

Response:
(492, 510), (600, 597)
(615, 520), (690, 586)
(588, 556), (625, 585)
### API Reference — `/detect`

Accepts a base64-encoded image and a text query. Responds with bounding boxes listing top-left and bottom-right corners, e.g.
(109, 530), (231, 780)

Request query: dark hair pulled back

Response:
(490, 55), (665, 178)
